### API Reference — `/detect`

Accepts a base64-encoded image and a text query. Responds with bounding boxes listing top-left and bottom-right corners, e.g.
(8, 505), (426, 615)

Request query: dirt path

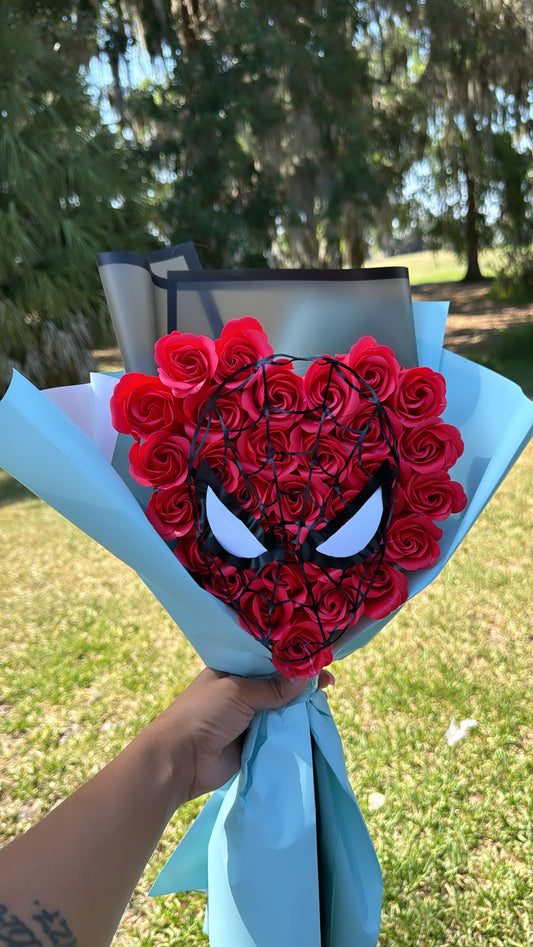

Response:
(412, 280), (533, 359)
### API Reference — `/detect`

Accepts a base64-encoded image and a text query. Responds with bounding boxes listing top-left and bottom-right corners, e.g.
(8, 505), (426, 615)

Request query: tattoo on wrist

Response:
(0, 902), (76, 946)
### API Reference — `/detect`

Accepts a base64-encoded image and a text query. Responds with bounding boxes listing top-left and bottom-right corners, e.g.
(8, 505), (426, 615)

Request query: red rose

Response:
(270, 610), (332, 677)
(204, 560), (254, 604)
(384, 512), (443, 570)
(185, 384), (261, 444)
(401, 470), (467, 521)
(236, 423), (296, 475)
(146, 483), (195, 539)
(392, 366), (447, 425)
(254, 561), (309, 607)
(345, 336), (401, 401)
(319, 471), (368, 528)
(155, 331), (218, 396)
(302, 561), (344, 588)
(313, 578), (364, 633)
(238, 587), (294, 638)
(398, 419), (464, 473)
(128, 431), (190, 488)
(337, 420), (398, 494)
(358, 560), (409, 619)
(242, 361), (306, 418)
(256, 468), (329, 530)
(339, 400), (399, 452)
(174, 532), (212, 577)
(296, 428), (349, 478)
(214, 317), (273, 386)
(193, 438), (241, 493)
(232, 474), (262, 518)
(304, 357), (360, 427)
(110, 373), (183, 440)
(181, 382), (215, 420)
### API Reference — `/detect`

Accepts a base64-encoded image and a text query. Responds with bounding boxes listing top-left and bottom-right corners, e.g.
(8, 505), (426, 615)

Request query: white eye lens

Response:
(316, 487), (384, 558)
(206, 486), (268, 558)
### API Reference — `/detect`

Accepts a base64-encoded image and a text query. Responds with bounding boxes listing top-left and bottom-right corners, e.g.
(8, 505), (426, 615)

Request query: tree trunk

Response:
(463, 171), (483, 282)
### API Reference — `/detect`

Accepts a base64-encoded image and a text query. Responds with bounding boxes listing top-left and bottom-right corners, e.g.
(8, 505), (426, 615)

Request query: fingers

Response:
(237, 667), (335, 712)
(318, 668), (335, 688)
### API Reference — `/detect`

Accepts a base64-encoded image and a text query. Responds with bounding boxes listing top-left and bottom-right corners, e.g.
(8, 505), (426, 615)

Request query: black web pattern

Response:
(182, 354), (400, 668)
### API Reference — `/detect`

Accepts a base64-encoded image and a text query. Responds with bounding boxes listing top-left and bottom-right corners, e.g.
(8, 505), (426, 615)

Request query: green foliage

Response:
(79, 0), (425, 268)
(401, 0), (532, 280)
(1, 1), (532, 383)
(492, 245), (533, 305)
(469, 321), (533, 396)
(0, 2), (158, 394)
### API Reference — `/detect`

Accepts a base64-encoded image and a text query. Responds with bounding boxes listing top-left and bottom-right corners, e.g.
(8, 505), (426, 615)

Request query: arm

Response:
(0, 668), (333, 947)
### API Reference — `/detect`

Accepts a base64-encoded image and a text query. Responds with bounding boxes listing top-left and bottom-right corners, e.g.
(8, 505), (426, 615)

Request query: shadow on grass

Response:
(0, 471), (34, 508)
(464, 322), (533, 397)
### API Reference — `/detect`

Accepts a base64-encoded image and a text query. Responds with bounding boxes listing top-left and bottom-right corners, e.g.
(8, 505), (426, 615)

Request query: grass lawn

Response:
(365, 250), (502, 285)
(1, 447), (532, 945)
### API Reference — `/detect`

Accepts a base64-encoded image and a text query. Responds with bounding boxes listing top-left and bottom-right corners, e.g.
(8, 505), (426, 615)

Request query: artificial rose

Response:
(296, 428), (349, 478)
(110, 372), (183, 440)
(214, 316), (273, 386)
(338, 400), (400, 455)
(174, 531), (212, 577)
(193, 438), (241, 493)
(181, 383), (216, 434)
(270, 610), (332, 677)
(255, 467), (330, 532)
(401, 470), (467, 521)
(238, 586), (294, 638)
(146, 484), (195, 540)
(254, 561), (309, 606)
(242, 361), (306, 417)
(345, 336), (401, 402)
(384, 512), (443, 570)
(312, 578), (364, 633)
(303, 357), (360, 427)
(392, 366), (447, 425)
(155, 331), (217, 396)
(302, 561), (344, 589)
(359, 560), (409, 619)
(398, 418), (464, 473)
(185, 384), (261, 443)
(236, 423), (296, 475)
(128, 431), (190, 488)
(204, 560), (254, 604)
(323, 470), (368, 522)
(232, 474), (262, 518)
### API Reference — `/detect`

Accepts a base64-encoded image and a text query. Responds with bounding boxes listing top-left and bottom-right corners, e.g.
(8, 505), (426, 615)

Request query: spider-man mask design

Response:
(183, 355), (400, 677)
(112, 318), (466, 677)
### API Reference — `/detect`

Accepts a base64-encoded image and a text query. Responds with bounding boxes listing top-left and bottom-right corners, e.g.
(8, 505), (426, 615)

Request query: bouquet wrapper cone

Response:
(1, 303), (532, 947)
(151, 679), (382, 947)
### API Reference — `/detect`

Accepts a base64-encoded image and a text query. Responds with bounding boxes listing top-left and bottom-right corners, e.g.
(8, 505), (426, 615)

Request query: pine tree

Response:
(0, 2), (156, 394)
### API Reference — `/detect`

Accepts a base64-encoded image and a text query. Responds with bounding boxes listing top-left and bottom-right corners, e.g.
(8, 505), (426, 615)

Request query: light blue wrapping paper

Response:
(151, 680), (382, 947)
(1, 302), (532, 946)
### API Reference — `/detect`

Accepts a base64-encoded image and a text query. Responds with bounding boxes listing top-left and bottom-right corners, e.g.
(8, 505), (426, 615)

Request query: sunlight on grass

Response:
(1, 441), (532, 944)
(365, 249), (502, 284)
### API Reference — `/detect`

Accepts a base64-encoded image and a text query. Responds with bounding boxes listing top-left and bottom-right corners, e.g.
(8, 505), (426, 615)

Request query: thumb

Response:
(241, 673), (308, 711)
(241, 668), (335, 712)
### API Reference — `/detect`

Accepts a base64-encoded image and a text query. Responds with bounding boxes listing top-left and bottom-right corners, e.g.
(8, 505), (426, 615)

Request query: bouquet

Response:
(1, 246), (531, 947)
(111, 317), (466, 679)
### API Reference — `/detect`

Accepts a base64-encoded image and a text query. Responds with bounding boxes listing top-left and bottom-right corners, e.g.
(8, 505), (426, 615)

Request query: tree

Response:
(0, 1), (157, 395)
(410, 0), (533, 280)
(76, 0), (423, 268)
